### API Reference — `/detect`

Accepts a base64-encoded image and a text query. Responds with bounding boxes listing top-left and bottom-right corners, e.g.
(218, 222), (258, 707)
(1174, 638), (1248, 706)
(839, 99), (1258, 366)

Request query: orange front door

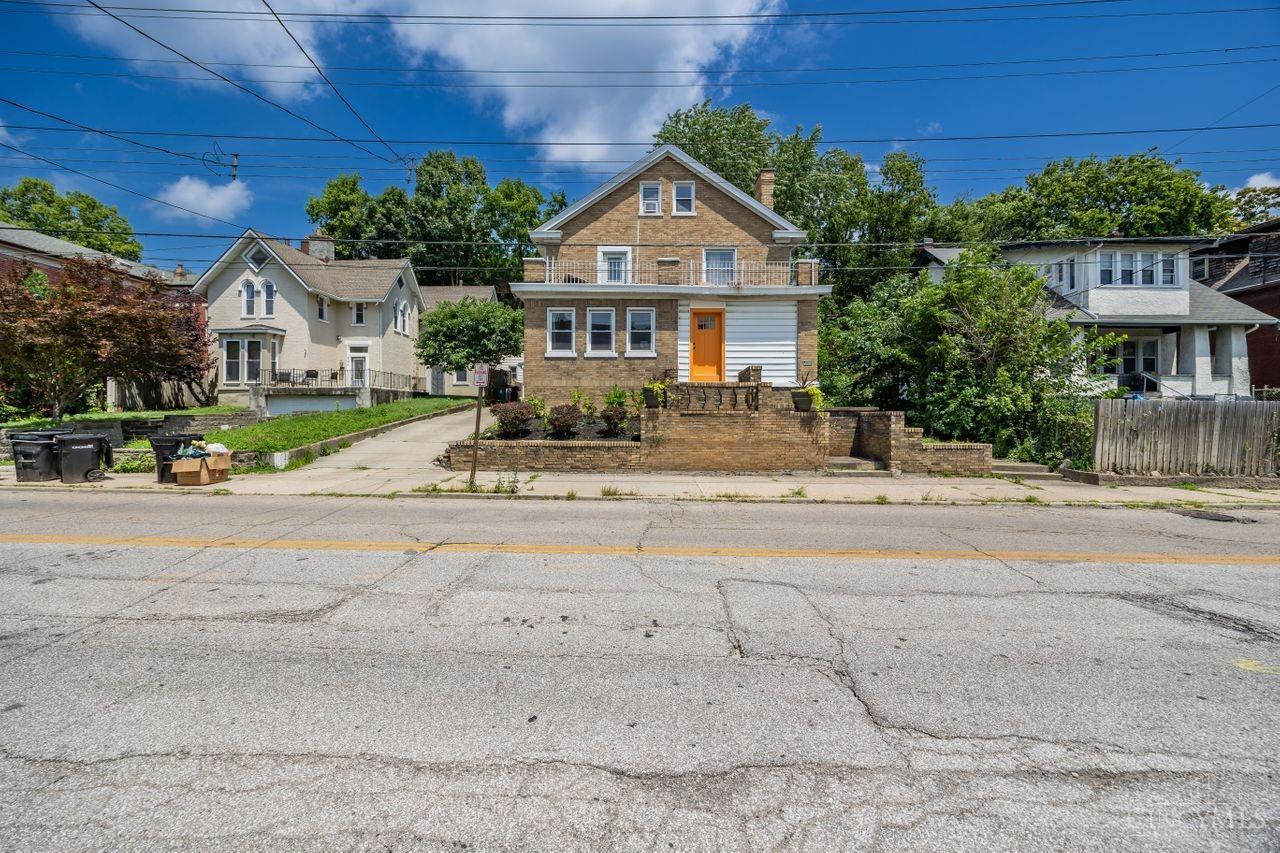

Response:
(689, 310), (724, 382)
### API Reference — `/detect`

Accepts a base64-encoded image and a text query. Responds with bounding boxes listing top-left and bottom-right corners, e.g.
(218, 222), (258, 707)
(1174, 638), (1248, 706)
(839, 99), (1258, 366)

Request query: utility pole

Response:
(231, 153), (239, 182)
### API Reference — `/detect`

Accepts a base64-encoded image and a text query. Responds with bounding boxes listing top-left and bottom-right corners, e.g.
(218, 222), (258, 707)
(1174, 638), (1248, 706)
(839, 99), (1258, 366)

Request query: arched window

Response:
(262, 281), (275, 317)
(241, 281), (256, 317)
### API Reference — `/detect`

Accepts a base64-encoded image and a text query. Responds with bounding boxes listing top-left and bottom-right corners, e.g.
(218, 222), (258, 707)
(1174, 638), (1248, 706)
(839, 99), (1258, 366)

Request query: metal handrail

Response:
(1137, 371), (1190, 400)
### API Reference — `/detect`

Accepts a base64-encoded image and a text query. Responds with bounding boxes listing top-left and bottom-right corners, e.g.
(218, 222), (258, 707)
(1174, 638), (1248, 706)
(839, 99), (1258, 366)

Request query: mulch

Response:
(489, 416), (640, 442)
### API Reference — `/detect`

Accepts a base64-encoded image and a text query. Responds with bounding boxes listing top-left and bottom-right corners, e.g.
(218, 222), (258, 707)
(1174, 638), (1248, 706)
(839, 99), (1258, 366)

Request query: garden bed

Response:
(487, 415), (640, 443)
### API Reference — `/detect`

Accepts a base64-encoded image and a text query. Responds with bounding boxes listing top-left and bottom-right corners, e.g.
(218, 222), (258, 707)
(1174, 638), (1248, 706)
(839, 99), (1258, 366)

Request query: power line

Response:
(0, 141), (244, 226)
(79, 0), (396, 164)
(2, 120), (1279, 146)
(3, 55), (1275, 90)
(0, 96), (204, 163)
(5, 0), (1274, 27)
(2, 40), (1274, 76)
(257, 0), (402, 164)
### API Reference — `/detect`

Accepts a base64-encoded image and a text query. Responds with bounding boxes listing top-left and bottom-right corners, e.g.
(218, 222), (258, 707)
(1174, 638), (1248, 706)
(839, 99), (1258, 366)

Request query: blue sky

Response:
(1, 0), (1278, 271)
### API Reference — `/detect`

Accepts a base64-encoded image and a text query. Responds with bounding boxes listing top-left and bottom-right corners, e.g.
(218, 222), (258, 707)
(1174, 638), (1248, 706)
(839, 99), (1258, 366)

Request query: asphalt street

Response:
(1, 491), (1278, 850)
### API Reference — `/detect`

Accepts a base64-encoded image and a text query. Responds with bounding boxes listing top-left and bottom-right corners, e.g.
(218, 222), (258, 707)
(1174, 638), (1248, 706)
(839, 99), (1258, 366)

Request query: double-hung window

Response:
(1192, 257), (1208, 280)
(1067, 258), (1076, 290)
(262, 282), (275, 317)
(245, 340), (262, 383)
(1099, 253), (1114, 285)
(600, 249), (629, 284)
(587, 308), (615, 356)
(1139, 252), (1156, 285)
(269, 340), (279, 379)
(241, 282), (256, 317)
(224, 340), (241, 383)
(1161, 253), (1176, 286)
(1119, 252), (1136, 285)
(352, 302), (365, 325)
(704, 249), (736, 286)
(673, 181), (695, 215)
(626, 308), (655, 356)
(317, 296), (328, 321)
(453, 368), (468, 384)
(639, 182), (661, 215)
(547, 308), (575, 355)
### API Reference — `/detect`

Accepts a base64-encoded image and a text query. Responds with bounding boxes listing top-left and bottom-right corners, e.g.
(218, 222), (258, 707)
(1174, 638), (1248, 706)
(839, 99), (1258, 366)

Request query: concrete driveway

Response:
(236, 404), (492, 495)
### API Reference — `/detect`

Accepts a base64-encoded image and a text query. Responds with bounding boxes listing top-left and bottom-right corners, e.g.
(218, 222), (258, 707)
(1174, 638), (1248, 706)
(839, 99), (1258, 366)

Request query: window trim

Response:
(625, 307), (657, 358)
(1192, 257), (1208, 280)
(240, 281), (256, 319)
(269, 339), (279, 379)
(546, 306), (576, 357)
(672, 180), (696, 216)
(242, 243), (271, 272)
(597, 246), (632, 285)
(1161, 253), (1177, 286)
(317, 295), (329, 322)
(351, 301), (366, 326)
(261, 280), (275, 318)
(586, 307), (617, 357)
(453, 367), (469, 384)
(639, 181), (662, 216)
(702, 247), (738, 286)
(244, 339), (262, 385)
(1099, 252), (1114, 286)
(224, 338), (242, 384)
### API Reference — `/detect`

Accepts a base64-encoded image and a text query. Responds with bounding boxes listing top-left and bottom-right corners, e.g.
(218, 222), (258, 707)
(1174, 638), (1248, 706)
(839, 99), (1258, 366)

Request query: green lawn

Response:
(3, 404), (246, 431)
(196, 397), (472, 454)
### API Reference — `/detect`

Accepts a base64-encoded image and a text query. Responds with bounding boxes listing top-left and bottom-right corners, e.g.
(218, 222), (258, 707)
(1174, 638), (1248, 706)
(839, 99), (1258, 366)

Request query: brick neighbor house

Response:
(511, 145), (830, 403)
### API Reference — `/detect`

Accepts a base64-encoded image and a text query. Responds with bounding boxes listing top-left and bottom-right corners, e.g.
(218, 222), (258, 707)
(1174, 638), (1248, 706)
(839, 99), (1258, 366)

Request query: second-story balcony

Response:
(532, 259), (816, 287)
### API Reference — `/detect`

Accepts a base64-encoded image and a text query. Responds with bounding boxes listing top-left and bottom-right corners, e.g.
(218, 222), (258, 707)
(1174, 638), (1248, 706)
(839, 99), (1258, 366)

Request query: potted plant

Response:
(642, 378), (669, 409)
(792, 375), (823, 412)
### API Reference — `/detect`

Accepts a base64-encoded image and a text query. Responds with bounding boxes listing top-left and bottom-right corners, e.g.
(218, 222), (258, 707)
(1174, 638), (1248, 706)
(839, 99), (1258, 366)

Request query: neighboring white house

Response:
(191, 229), (428, 411)
(917, 238), (1278, 398)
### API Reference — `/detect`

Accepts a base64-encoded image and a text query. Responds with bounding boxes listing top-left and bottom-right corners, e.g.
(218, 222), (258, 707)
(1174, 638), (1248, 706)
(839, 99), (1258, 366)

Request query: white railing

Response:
(544, 259), (797, 286)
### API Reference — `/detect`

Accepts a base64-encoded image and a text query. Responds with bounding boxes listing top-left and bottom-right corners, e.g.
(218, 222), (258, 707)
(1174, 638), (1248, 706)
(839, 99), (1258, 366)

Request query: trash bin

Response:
(148, 433), (204, 484)
(11, 436), (59, 482)
(55, 434), (112, 483)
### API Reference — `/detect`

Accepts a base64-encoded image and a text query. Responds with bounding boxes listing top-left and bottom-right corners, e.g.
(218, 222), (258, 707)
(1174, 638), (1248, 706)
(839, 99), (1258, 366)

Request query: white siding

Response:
(678, 299), (797, 384)
(726, 300), (797, 385)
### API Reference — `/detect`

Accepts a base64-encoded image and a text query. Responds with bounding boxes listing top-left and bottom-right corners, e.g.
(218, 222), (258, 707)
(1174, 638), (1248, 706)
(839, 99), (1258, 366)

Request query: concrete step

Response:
(825, 457), (893, 477)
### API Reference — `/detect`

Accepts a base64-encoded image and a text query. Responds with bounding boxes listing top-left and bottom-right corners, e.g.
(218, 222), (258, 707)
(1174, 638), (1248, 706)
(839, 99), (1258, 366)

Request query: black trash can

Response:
(149, 433), (204, 484)
(55, 434), (112, 483)
(11, 437), (59, 482)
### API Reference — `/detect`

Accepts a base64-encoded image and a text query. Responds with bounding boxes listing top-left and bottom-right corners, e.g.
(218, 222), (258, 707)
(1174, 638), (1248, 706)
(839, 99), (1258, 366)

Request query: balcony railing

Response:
(263, 368), (420, 391)
(544, 259), (799, 286)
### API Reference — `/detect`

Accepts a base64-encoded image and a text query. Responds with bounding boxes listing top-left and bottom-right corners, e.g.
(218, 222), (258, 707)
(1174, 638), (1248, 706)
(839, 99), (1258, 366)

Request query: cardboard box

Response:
(170, 453), (231, 486)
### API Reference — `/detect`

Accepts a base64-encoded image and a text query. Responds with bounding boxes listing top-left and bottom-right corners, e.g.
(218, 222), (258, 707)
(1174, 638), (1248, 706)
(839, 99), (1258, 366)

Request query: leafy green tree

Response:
(415, 296), (523, 373)
(0, 177), (142, 260)
(954, 153), (1234, 241)
(1231, 185), (1280, 226)
(653, 100), (774, 194)
(821, 248), (1119, 466)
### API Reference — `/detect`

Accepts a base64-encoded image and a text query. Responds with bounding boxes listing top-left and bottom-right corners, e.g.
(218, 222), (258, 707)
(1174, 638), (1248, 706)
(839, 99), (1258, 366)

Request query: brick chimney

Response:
(754, 169), (776, 209)
(300, 231), (335, 263)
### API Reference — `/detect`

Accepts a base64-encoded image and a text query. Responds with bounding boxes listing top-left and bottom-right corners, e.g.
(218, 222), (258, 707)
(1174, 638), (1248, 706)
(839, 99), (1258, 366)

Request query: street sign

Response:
(473, 364), (489, 387)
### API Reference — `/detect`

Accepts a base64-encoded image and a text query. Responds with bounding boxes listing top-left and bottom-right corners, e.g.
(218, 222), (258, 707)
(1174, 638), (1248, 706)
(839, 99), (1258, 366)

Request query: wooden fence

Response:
(1093, 398), (1280, 476)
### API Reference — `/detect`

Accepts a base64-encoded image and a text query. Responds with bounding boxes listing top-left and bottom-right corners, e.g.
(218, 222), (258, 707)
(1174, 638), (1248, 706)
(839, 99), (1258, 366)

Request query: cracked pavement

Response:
(0, 492), (1278, 850)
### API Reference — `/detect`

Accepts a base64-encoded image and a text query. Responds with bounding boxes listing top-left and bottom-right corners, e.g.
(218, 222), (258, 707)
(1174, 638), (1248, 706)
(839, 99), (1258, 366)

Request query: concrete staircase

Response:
(825, 456), (893, 478)
(991, 460), (1064, 482)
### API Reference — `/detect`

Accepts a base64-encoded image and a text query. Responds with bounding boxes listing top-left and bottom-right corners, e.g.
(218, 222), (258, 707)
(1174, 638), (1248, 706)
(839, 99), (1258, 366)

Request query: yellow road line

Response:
(0, 532), (1277, 565)
(1234, 659), (1280, 675)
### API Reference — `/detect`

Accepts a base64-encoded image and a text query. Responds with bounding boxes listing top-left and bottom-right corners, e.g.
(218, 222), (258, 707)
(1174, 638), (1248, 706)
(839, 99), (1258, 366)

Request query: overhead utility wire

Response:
(4, 41), (1274, 75)
(79, 0), (396, 164)
(4, 55), (1274, 89)
(2, 119), (1278, 145)
(0, 96), (203, 163)
(257, 0), (402, 164)
(9, 3), (1274, 27)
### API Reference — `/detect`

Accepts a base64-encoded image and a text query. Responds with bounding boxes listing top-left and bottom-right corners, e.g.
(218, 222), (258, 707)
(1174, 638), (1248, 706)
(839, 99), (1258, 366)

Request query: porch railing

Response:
(543, 259), (796, 286)
(264, 368), (419, 391)
(665, 382), (760, 411)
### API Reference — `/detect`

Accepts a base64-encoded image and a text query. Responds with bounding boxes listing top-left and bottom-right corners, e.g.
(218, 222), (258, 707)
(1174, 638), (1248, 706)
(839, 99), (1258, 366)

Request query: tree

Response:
(415, 296), (524, 373)
(821, 248), (1119, 466)
(653, 100), (774, 194)
(0, 257), (211, 419)
(0, 178), (142, 260)
(305, 153), (562, 292)
(1231, 185), (1280, 226)
(952, 153), (1235, 241)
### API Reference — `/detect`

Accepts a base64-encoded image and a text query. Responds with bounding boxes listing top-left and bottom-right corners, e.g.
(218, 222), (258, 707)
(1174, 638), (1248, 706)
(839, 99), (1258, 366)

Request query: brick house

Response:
(1191, 217), (1280, 390)
(511, 145), (830, 402)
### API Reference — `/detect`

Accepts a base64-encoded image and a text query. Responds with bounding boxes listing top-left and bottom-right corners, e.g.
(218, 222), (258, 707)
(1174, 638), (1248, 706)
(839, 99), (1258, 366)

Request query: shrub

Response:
(599, 405), (628, 437)
(546, 404), (582, 438)
(110, 453), (155, 474)
(491, 401), (535, 438)
(604, 385), (628, 408)
(570, 388), (596, 417)
(526, 396), (548, 419)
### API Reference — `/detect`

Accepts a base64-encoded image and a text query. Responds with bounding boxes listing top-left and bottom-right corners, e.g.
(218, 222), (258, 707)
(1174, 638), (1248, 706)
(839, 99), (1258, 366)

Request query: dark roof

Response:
(1066, 280), (1277, 327)
(260, 237), (409, 301)
(917, 244), (966, 265)
(419, 285), (495, 310)
(1002, 237), (1213, 250)
(0, 224), (176, 281)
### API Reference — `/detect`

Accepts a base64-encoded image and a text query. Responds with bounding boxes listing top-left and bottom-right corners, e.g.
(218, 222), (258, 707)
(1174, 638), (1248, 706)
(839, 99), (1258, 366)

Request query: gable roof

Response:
(531, 144), (806, 244)
(0, 223), (175, 281)
(191, 229), (421, 307)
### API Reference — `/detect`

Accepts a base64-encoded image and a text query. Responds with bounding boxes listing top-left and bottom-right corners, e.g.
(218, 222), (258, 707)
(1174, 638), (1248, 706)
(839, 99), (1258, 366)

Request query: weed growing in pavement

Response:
(713, 491), (751, 500)
(1177, 482), (1204, 491)
(874, 494), (889, 504)
(564, 490), (577, 500)
(783, 486), (808, 498)
(1022, 494), (1046, 505)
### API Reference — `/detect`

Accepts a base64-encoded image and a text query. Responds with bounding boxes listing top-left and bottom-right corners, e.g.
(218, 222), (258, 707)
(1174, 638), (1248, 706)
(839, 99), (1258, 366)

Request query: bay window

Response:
(224, 340), (241, 383)
(245, 340), (262, 383)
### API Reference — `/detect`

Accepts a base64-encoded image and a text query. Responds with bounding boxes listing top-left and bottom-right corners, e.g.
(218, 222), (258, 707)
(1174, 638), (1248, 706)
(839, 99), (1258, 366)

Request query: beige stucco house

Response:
(191, 229), (427, 412)
(512, 145), (830, 403)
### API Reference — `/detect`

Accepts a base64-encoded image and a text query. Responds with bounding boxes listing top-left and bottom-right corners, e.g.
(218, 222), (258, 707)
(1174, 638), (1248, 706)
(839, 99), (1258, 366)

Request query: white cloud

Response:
(155, 177), (254, 223)
(1245, 171), (1279, 189)
(63, 0), (782, 164)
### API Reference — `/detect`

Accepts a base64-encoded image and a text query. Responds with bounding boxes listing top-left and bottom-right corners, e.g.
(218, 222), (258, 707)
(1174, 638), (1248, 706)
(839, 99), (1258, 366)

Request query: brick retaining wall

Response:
(449, 440), (642, 472)
(854, 411), (991, 475)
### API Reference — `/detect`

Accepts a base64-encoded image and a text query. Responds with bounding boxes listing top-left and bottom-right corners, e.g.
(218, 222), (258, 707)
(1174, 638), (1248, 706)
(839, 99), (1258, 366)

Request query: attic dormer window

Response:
(244, 244), (271, 271)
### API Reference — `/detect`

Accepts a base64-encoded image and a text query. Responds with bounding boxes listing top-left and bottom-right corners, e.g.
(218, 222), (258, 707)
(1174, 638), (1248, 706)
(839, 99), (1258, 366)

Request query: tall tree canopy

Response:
(945, 152), (1235, 242)
(0, 178), (142, 260)
(305, 152), (566, 290)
